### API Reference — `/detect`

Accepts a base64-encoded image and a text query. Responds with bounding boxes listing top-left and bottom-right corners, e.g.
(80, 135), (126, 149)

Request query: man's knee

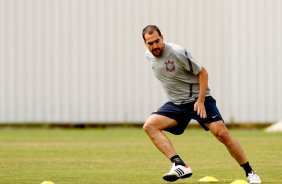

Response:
(216, 129), (231, 144)
(143, 119), (155, 133)
(143, 116), (162, 133)
(208, 121), (232, 144)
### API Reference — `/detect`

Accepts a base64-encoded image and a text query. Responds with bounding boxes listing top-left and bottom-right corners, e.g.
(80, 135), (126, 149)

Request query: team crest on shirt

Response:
(165, 60), (175, 72)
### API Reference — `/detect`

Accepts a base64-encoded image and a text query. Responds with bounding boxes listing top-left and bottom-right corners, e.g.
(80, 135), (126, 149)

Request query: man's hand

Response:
(194, 100), (207, 119)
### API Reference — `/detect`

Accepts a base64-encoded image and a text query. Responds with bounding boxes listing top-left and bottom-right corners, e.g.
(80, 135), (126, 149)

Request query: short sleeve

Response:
(174, 46), (202, 75)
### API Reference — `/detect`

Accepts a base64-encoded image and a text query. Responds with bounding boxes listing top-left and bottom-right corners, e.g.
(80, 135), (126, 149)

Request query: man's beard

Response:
(152, 48), (162, 57)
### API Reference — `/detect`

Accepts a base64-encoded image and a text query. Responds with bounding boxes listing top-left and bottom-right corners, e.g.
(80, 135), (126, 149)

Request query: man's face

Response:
(144, 31), (164, 57)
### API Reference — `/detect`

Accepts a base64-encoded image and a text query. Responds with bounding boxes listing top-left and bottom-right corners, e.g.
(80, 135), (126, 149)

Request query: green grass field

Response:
(0, 127), (281, 184)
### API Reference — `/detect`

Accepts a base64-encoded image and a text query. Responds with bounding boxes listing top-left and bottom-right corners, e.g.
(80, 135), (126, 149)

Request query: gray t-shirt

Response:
(145, 43), (210, 105)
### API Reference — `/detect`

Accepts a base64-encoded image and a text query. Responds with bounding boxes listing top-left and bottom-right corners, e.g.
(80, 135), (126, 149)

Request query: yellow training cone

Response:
(230, 179), (248, 184)
(41, 181), (55, 184)
(199, 176), (219, 182)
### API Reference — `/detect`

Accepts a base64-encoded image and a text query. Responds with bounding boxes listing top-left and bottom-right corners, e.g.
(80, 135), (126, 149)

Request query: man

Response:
(142, 25), (261, 183)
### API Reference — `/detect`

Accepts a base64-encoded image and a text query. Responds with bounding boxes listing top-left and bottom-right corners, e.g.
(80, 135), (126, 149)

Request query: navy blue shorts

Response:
(152, 96), (224, 135)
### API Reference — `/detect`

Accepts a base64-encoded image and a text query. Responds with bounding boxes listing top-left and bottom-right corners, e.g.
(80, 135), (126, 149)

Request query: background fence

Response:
(0, 0), (281, 124)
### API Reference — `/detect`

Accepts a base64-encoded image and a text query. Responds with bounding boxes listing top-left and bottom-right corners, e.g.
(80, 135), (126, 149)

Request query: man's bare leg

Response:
(143, 114), (192, 182)
(205, 121), (247, 164)
(143, 114), (178, 159)
(205, 121), (261, 183)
